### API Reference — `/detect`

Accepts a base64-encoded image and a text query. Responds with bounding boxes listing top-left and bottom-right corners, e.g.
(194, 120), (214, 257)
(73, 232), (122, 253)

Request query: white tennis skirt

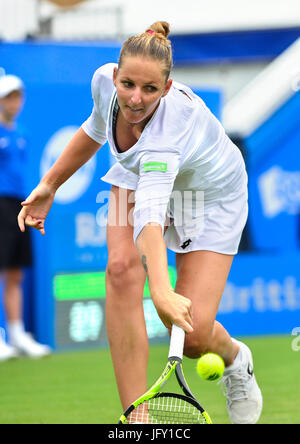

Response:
(102, 163), (248, 256)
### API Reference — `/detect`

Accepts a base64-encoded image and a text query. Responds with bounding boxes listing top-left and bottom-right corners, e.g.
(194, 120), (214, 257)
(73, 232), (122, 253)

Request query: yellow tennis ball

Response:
(196, 353), (225, 381)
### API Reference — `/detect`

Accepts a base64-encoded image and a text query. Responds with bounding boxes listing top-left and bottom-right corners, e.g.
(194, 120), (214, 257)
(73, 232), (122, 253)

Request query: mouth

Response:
(127, 106), (144, 113)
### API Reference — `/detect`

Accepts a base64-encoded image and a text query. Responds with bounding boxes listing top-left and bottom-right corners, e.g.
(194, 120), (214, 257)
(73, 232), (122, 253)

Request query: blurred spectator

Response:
(0, 74), (51, 361)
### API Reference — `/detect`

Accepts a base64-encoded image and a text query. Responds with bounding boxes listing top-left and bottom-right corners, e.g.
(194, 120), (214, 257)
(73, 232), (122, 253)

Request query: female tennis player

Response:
(18, 21), (262, 424)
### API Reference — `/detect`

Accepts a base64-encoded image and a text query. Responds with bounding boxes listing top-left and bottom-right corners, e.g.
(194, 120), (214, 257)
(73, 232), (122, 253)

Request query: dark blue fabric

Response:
(0, 122), (28, 199)
(171, 27), (300, 65)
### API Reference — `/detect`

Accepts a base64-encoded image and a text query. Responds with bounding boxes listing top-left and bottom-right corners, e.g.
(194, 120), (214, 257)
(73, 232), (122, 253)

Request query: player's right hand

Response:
(152, 289), (194, 334)
(17, 182), (56, 236)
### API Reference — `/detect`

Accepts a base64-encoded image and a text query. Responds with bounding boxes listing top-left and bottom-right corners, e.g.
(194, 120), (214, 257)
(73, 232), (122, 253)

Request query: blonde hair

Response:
(118, 21), (173, 81)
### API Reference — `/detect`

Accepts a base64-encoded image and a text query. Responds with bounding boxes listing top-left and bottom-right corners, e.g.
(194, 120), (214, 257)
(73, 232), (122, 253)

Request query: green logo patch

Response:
(143, 162), (168, 172)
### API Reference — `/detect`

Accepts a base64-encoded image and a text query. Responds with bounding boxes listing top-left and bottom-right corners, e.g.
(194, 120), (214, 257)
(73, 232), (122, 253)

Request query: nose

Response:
(130, 88), (142, 106)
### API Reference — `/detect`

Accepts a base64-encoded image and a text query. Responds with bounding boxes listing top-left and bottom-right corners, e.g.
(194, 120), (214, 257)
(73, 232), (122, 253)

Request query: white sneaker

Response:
(10, 332), (52, 359)
(0, 339), (19, 362)
(221, 340), (263, 424)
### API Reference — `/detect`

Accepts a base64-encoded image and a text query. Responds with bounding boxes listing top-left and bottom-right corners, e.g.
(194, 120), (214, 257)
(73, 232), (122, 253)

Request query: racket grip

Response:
(168, 325), (185, 360)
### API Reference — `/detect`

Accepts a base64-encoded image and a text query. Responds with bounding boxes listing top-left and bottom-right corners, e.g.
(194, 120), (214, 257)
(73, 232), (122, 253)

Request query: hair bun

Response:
(147, 21), (171, 39)
(119, 20), (173, 80)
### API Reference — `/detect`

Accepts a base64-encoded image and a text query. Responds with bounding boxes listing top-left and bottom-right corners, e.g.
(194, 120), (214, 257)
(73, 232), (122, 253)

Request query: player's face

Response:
(0, 90), (24, 120)
(113, 56), (172, 126)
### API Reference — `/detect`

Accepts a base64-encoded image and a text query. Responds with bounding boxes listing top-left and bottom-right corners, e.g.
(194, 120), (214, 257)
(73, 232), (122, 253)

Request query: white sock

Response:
(224, 340), (243, 373)
(7, 320), (25, 342)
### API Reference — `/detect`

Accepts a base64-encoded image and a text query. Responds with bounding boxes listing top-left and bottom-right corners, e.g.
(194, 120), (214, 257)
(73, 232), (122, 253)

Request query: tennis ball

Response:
(196, 353), (225, 381)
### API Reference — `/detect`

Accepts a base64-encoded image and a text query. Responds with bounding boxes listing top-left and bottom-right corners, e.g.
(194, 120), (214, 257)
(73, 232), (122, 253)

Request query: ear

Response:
(162, 78), (173, 97)
(113, 67), (118, 87)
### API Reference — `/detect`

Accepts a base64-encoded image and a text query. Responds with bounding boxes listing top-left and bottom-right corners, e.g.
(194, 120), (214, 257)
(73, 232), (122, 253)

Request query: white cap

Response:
(0, 75), (24, 98)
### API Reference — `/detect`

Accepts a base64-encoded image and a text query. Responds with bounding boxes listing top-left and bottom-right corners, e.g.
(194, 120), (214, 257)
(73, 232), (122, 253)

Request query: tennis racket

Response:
(118, 324), (212, 424)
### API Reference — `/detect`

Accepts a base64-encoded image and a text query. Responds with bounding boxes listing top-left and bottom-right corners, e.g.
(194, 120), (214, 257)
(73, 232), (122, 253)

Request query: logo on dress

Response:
(180, 239), (192, 249)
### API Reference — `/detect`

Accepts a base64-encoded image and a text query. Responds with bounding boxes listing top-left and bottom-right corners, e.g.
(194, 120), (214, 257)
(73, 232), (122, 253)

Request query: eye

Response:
(122, 81), (134, 88)
(145, 85), (157, 92)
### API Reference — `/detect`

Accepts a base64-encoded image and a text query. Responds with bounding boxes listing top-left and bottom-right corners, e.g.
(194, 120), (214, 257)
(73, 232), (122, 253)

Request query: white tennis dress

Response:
(82, 63), (248, 255)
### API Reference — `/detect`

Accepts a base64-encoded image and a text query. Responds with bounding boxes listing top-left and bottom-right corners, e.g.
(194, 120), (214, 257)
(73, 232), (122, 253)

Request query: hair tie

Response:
(147, 30), (155, 35)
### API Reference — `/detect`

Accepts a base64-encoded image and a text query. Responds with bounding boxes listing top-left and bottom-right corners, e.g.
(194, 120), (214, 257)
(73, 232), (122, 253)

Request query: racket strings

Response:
(127, 396), (206, 424)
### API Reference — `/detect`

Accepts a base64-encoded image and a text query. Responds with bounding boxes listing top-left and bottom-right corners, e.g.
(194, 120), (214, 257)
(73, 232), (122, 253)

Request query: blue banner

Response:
(218, 252), (300, 336)
(245, 91), (300, 251)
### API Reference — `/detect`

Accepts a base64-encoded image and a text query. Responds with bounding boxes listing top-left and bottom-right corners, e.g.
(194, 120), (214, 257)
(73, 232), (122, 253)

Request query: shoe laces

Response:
(219, 371), (250, 404)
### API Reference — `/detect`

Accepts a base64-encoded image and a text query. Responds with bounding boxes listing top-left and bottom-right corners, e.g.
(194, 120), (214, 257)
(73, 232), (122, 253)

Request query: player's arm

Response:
(136, 224), (193, 334)
(18, 128), (101, 235)
(134, 150), (193, 332)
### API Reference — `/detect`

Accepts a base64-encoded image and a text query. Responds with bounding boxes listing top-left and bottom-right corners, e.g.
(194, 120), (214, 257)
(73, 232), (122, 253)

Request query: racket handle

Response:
(168, 325), (185, 360)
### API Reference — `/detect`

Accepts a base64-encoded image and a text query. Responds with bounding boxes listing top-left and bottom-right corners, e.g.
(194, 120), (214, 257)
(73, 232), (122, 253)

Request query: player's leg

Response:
(175, 250), (237, 364)
(175, 250), (262, 424)
(105, 186), (148, 410)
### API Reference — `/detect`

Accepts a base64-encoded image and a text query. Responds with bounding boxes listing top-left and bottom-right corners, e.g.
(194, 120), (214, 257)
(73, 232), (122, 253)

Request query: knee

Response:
(183, 330), (212, 359)
(106, 251), (143, 290)
(5, 269), (23, 286)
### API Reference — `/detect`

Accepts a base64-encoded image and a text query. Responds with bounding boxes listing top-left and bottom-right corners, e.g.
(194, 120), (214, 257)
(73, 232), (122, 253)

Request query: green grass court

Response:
(0, 334), (299, 424)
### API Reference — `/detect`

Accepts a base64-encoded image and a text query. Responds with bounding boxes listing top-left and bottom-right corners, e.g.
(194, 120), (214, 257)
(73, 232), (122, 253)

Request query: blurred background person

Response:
(0, 74), (51, 361)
